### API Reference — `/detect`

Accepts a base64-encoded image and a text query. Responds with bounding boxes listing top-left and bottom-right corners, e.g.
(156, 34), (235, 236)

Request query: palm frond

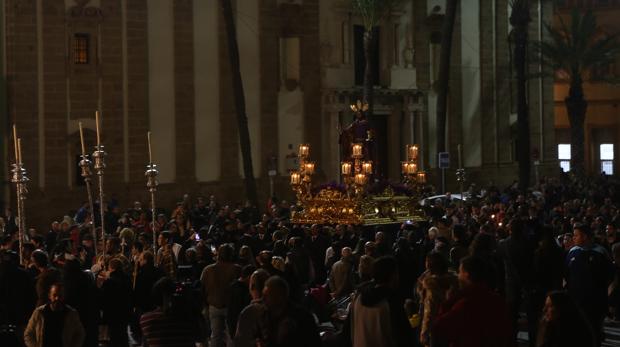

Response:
(351, 0), (405, 30)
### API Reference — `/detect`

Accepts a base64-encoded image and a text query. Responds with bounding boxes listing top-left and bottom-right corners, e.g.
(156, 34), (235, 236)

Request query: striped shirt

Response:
(140, 308), (194, 347)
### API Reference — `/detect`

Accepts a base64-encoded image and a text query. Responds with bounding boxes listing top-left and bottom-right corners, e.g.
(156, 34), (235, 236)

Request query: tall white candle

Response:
(79, 122), (86, 156)
(458, 144), (462, 169)
(95, 111), (101, 146)
(147, 131), (153, 164)
(12, 125), (18, 163)
(17, 138), (22, 165)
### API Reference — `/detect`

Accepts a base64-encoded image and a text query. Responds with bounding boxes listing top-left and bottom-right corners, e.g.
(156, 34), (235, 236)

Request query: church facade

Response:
(0, 0), (557, 229)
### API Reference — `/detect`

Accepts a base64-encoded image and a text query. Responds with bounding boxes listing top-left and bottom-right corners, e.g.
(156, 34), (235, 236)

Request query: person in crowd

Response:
(418, 252), (458, 347)
(157, 231), (179, 280)
(260, 276), (321, 347)
(536, 291), (595, 347)
(234, 269), (270, 347)
(200, 244), (241, 347)
(226, 264), (255, 337)
(140, 277), (195, 347)
(307, 224), (329, 284)
(349, 256), (413, 347)
(62, 258), (98, 347)
(31, 250), (61, 306)
(565, 223), (614, 345)
(24, 282), (85, 347)
(329, 247), (354, 299)
(433, 256), (511, 347)
(0, 250), (36, 343)
(101, 258), (132, 347)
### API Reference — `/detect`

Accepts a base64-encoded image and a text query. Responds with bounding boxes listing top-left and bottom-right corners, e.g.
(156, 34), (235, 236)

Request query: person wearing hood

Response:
(349, 256), (413, 347)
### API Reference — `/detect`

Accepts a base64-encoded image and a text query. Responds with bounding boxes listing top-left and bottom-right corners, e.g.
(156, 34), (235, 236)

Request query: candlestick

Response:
(17, 138), (22, 165)
(304, 162), (315, 175)
(79, 122), (86, 156)
(354, 173), (366, 185)
(148, 131), (153, 164)
(95, 111), (101, 146)
(291, 172), (301, 185)
(407, 144), (419, 161)
(458, 144), (462, 169)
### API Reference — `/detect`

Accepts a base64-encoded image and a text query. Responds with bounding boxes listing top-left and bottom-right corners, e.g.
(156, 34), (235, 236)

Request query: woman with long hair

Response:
(536, 291), (595, 347)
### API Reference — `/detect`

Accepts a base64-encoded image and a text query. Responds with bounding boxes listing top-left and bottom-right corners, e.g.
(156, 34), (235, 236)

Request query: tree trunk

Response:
(566, 77), (587, 175)
(511, 2), (531, 193)
(221, 0), (258, 207)
(436, 0), (458, 155)
(363, 30), (374, 113)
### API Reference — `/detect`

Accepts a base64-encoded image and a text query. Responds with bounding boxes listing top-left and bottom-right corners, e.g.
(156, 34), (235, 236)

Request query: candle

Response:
(79, 122), (86, 156)
(12, 125), (18, 163)
(401, 161), (409, 175)
(352, 143), (363, 158)
(290, 172), (301, 185)
(341, 162), (352, 175)
(417, 171), (426, 183)
(299, 144), (310, 157)
(407, 162), (417, 175)
(17, 138), (22, 165)
(458, 144), (462, 169)
(354, 173), (366, 185)
(362, 161), (373, 174)
(148, 131), (153, 164)
(304, 162), (315, 175)
(407, 144), (419, 161)
(95, 111), (101, 146)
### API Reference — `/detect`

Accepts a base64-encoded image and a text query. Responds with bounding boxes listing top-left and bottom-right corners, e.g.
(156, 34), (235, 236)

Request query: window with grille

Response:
(73, 33), (89, 64)
(600, 143), (614, 175)
(558, 144), (571, 172)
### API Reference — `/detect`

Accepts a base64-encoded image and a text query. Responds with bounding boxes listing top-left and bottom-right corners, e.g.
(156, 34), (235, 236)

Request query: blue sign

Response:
(438, 152), (450, 169)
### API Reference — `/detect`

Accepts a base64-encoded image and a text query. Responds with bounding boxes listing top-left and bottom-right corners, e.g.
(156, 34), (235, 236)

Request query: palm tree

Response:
(221, 0), (258, 207)
(352, 0), (404, 111)
(510, 0), (531, 192)
(533, 9), (620, 174)
(435, 0), (458, 155)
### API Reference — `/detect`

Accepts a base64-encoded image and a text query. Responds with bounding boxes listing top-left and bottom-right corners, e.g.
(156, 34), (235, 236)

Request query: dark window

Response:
(74, 33), (89, 64)
(354, 25), (380, 86)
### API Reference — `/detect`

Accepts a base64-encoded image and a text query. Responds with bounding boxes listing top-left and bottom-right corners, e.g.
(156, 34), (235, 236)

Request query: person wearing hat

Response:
(566, 223), (614, 345)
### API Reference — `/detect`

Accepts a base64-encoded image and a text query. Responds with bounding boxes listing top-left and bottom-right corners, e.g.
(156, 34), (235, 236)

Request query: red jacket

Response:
(433, 284), (511, 347)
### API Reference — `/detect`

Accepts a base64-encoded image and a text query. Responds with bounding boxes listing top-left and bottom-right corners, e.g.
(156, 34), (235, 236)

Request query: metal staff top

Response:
(10, 162), (29, 266)
(92, 145), (107, 245)
(145, 163), (159, 253)
(79, 153), (98, 258)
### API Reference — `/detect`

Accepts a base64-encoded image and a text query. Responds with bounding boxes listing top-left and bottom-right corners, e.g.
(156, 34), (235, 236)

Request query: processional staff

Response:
(10, 125), (29, 266)
(78, 122), (99, 259)
(145, 131), (159, 253)
(92, 111), (107, 247)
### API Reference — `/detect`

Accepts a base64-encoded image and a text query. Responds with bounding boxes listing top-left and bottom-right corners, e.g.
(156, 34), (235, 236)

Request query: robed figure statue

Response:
(339, 101), (376, 168)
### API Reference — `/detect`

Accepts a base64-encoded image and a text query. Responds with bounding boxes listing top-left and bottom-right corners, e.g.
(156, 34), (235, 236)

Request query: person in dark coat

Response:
(565, 224), (613, 346)
(0, 250), (36, 342)
(226, 265), (255, 336)
(306, 224), (329, 285)
(261, 276), (321, 347)
(101, 258), (132, 347)
(62, 258), (99, 347)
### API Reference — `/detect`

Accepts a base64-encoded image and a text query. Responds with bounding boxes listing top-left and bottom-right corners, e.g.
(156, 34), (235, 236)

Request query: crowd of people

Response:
(1, 172), (620, 347)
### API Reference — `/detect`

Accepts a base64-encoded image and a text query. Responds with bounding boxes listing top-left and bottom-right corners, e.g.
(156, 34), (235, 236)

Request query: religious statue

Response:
(339, 100), (376, 164)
